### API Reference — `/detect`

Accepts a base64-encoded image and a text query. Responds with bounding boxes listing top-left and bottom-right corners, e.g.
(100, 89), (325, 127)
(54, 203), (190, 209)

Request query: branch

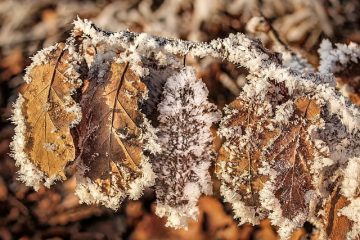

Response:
(73, 18), (360, 133)
(73, 18), (330, 89)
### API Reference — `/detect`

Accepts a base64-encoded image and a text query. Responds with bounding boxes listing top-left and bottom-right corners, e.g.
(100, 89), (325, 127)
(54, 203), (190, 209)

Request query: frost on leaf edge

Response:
(10, 42), (84, 190)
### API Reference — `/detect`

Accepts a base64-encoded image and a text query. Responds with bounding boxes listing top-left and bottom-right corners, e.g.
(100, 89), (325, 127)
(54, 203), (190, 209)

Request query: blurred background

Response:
(0, 0), (359, 239)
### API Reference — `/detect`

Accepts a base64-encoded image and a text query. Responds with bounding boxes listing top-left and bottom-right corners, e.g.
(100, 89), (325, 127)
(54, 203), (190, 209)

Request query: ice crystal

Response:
(319, 39), (360, 75)
(152, 66), (221, 229)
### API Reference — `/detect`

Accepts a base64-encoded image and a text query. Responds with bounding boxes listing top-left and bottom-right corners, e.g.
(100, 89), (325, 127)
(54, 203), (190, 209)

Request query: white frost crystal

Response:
(10, 94), (44, 191)
(318, 39), (360, 75)
(152, 66), (221, 229)
(342, 157), (360, 199)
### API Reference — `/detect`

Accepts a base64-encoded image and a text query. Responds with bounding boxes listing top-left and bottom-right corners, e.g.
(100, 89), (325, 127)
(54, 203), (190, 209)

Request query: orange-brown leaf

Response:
(20, 43), (81, 182)
(323, 187), (352, 240)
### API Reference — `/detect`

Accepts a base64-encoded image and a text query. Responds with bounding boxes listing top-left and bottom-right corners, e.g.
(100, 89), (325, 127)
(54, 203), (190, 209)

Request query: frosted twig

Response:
(73, 18), (360, 133)
(73, 18), (332, 89)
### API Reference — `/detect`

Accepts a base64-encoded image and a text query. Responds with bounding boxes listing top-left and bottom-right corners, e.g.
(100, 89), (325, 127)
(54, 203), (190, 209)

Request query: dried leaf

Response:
(11, 43), (82, 189)
(217, 77), (334, 238)
(264, 98), (321, 219)
(216, 94), (276, 224)
(322, 187), (352, 240)
(75, 59), (154, 209)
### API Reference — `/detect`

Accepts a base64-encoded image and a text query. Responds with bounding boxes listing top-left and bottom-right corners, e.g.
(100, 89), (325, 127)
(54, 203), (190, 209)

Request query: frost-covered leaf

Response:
(75, 59), (155, 209)
(322, 186), (352, 240)
(216, 76), (359, 239)
(10, 42), (82, 190)
(216, 88), (277, 224)
(217, 77), (324, 228)
(264, 98), (321, 220)
(152, 66), (221, 229)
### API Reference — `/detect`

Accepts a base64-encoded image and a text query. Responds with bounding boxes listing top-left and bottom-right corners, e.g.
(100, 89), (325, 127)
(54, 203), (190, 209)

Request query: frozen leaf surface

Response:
(216, 87), (277, 224)
(216, 75), (360, 239)
(264, 98), (320, 219)
(10, 42), (82, 190)
(76, 60), (155, 209)
(153, 66), (221, 229)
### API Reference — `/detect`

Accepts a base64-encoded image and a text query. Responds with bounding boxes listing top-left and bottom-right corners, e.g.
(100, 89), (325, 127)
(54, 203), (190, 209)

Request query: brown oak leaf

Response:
(75, 59), (153, 209)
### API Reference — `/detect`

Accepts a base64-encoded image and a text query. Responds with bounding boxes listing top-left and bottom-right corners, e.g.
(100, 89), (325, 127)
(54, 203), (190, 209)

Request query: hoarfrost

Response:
(23, 44), (59, 83)
(10, 17), (360, 239)
(318, 39), (360, 75)
(9, 95), (44, 190)
(152, 66), (221, 229)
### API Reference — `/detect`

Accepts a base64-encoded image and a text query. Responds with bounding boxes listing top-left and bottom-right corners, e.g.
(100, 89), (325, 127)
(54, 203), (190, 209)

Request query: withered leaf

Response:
(19, 43), (81, 183)
(322, 186), (352, 240)
(216, 94), (277, 223)
(76, 60), (149, 209)
(217, 77), (326, 233)
(264, 98), (321, 219)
